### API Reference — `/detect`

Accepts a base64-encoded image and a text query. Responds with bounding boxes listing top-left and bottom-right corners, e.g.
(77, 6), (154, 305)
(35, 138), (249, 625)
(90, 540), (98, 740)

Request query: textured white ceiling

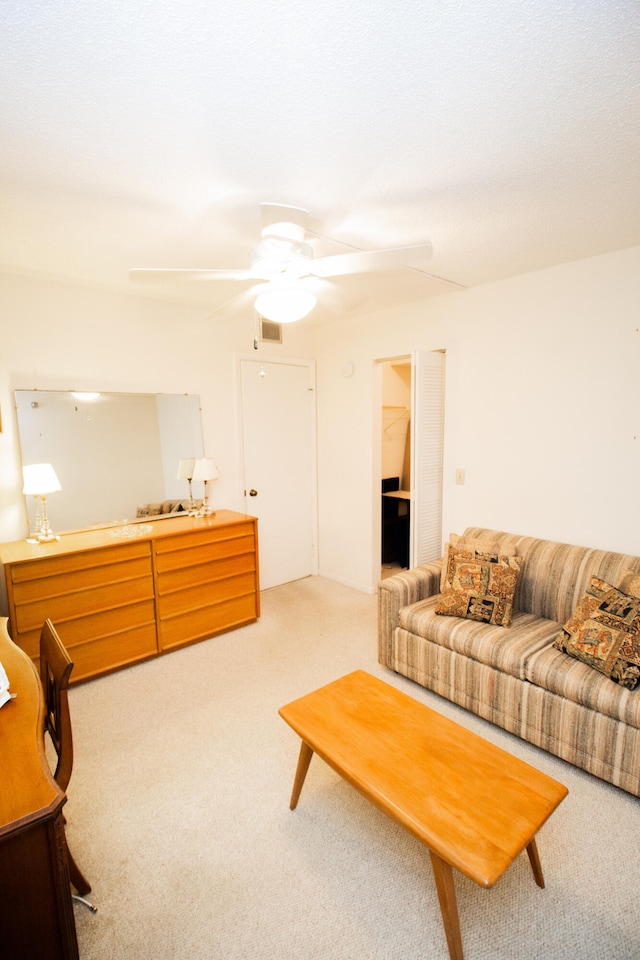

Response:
(1, 0), (639, 321)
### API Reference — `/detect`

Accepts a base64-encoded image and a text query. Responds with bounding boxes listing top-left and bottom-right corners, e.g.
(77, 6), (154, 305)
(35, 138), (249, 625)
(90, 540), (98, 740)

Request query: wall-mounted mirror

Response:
(15, 390), (204, 534)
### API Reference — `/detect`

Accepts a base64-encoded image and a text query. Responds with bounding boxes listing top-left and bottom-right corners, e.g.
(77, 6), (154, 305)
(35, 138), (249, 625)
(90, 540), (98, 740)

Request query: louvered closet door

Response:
(411, 350), (445, 566)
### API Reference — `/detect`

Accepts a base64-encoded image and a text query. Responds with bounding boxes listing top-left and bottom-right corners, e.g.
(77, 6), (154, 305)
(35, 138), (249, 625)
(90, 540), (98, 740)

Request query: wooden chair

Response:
(39, 618), (97, 913)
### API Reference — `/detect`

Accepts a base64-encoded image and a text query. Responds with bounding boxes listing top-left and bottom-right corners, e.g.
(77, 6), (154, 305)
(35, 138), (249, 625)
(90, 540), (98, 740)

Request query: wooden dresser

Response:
(0, 510), (259, 683)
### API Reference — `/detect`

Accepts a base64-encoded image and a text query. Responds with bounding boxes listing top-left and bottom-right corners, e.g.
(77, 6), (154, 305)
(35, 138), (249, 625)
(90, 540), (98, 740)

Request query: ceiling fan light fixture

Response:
(261, 221), (306, 244)
(254, 287), (317, 323)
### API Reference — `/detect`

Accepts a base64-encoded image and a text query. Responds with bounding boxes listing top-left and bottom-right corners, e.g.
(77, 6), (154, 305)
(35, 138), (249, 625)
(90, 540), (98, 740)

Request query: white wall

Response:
(2, 246), (639, 601)
(0, 270), (316, 547)
(313, 246), (640, 592)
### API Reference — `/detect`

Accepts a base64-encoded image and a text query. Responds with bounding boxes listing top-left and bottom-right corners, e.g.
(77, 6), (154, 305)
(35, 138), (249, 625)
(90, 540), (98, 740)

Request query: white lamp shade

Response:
(192, 458), (219, 482)
(254, 287), (317, 323)
(22, 463), (62, 495)
(177, 457), (196, 480)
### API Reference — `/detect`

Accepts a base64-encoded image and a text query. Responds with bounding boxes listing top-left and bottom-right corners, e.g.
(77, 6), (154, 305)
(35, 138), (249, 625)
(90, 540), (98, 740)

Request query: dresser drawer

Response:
(15, 575), (154, 634)
(61, 623), (158, 682)
(16, 599), (157, 661)
(154, 532), (256, 573)
(156, 551), (256, 593)
(9, 542), (150, 583)
(12, 555), (152, 604)
(156, 571), (256, 619)
(158, 593), (258, 651)
(154, 521), (255, 558)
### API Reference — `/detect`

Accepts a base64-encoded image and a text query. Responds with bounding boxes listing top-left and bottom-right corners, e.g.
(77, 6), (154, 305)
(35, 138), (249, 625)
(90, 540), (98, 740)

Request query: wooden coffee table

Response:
(279, 670), (568, 960)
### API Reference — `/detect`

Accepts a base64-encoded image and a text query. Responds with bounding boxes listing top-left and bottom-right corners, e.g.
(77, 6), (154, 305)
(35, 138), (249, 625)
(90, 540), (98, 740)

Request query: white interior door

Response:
(239, 358), (317, 590)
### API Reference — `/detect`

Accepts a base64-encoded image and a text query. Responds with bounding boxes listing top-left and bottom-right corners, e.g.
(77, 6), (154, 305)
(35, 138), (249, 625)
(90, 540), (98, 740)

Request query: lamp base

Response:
(186, 478), (197, 515)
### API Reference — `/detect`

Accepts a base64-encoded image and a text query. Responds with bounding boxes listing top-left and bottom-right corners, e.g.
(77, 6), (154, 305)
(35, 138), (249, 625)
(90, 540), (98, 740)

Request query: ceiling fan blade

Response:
(129, 268), (253, 282)
(308, 242), (433, 278)
(298, 276), (348, 313)
(201, 284), (268, 321)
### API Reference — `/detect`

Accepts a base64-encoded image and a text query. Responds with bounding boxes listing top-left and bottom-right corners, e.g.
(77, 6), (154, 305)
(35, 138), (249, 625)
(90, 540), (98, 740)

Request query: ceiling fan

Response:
(129, 203), (434, 322)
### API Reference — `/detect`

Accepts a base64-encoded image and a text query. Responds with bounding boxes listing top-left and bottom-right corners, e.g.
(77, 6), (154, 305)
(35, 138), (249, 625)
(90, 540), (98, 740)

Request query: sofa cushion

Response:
(553, 576), (640, 690)
(399, 597), (559, 679)
(526, 643), (640, 728)
(436, 547), (522, 627)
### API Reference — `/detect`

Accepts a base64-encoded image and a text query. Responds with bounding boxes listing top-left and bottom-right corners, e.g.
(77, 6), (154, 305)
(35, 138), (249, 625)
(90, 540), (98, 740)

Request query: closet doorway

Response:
(381, 360), (412, 574)
(378, 351), (445, 578)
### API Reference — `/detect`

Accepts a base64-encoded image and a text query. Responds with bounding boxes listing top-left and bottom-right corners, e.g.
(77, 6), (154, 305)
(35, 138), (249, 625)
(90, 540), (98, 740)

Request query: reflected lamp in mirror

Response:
(177, 457), (197, 515)
(22, 463), (62, 543)
(192, 458), (219, 516)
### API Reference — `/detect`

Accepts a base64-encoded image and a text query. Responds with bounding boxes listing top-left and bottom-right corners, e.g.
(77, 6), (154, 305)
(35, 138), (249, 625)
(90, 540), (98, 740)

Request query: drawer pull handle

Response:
(249, 489), (258, 497)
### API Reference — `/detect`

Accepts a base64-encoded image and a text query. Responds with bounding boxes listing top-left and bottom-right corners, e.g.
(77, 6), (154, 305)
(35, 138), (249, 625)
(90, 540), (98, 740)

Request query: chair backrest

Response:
(39, 618), (75, 792)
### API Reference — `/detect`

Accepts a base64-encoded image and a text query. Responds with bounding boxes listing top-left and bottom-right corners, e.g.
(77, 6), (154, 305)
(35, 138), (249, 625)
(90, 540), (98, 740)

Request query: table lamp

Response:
(22, 463), (62, 542)
(177, 457), (197, 515)
(192, 458), (219, 516)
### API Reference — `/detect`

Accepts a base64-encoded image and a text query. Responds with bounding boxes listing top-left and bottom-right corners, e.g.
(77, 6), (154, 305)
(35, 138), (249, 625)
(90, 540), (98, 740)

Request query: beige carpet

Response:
(68, 576), (640, 959)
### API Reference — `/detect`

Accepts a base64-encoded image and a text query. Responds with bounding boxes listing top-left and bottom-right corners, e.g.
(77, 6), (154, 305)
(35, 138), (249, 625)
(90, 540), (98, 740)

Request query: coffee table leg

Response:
(429, 851), (464, 960)
(289, 740), (314, 810)
(526, 838), (545, 888)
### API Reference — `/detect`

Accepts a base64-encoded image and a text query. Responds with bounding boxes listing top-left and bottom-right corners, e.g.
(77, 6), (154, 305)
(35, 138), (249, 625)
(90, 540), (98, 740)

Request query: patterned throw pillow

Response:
(436, 547), (522, 627)
(553, 576), (640, 690)
(440, 533), (502, 592)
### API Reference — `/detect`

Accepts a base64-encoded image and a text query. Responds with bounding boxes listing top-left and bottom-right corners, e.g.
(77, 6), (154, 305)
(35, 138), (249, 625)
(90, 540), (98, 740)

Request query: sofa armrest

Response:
(377, 561), (442, 666)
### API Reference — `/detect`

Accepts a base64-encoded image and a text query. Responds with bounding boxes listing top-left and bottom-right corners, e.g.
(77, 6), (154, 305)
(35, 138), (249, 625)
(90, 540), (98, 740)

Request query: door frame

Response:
(235, 352), (319, 583)
(373, 350), (445, 586)
(373, 354), (410, 587)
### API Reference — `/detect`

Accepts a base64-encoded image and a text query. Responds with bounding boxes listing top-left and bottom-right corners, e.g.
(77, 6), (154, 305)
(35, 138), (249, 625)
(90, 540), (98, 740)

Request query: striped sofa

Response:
(378, 527), (640, 796)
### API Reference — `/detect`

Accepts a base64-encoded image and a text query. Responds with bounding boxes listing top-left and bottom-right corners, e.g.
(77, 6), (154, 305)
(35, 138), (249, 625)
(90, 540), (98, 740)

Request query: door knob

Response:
(249, 489), (258, 496)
